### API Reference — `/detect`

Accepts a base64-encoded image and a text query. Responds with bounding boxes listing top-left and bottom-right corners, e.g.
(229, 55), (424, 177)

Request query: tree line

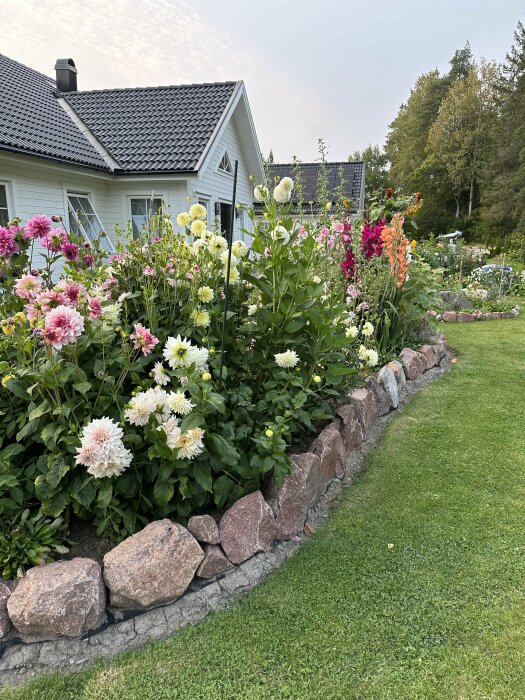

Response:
(350, 21), (525, 249)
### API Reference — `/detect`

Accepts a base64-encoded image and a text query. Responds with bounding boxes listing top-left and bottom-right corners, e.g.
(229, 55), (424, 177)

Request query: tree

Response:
(349, 144), (389, 203)
(447, 42), (475, 83)
(428, 63), (500, 218)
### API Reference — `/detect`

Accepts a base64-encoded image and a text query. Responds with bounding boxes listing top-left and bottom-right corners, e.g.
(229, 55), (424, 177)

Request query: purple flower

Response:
(24, 215), (52, 240)
(60, 241), (79, 261)
(0, 226), (19, 256)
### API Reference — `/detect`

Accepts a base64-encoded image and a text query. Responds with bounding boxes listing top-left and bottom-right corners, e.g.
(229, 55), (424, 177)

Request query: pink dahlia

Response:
(34, 289), (69, 315)
(60, 241), (79, 261)
(83, 254), (95, 267)
(0, 227), (19, 257)
(130, 323), (159, 356)
(24, 215), (52, 240)
(13, 274), (42, 300)
(57, 281), (85, 307)
(41, 228), (68, 252)
(88, 297), (102, 320)
(42, 305), (84, 350)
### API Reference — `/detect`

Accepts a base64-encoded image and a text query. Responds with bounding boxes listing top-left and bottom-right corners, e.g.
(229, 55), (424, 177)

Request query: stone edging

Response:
(0, 339), (451, 688)
(438, 305), (520, 323)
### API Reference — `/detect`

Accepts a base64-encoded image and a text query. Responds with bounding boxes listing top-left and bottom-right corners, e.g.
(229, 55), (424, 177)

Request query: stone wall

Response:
(0, 339), (451, 688)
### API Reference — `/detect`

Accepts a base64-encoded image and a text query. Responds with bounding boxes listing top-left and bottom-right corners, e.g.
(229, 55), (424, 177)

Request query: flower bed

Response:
(0, 339), (450, 687)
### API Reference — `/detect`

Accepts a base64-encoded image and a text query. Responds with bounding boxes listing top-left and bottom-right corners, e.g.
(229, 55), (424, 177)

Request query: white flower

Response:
(76, 417), (132, 478)
(191, 346), (209, 371)
(177, 212), (191, 227)
(191, 219), (206, 237)
(362, 322), (374, 337)
(189, 203), (207, 220)
(220, 250), (239, 267)
(172, 428), (205, 460)
(346, 325), (359, 339)
(275, 349), (300, 368)
(312, 275), (321, 284)
(208, 235), (228, 256)
(153, 362), (170, 386)
(192, 239), (206, 255)
(224, 266), (240, 284)
(125, 387), (169, 426)
(232, 240), (248, 258)
(273, 184), (291, 204)
(271, 226), (290, 245)
(197, 286), (214, 303)
(254, 184), (268, 202)
(358, 344), (368, 362)
(101, 303), (122, 324)
(191, 310), (211, 327)
(117, 292), (132, 303)
(159, 416), (182, 449)
(365, 348), (379, 367)
(279, 177), (294, 192)
(247, 304), (257, 316)
(167, 390), (195, 416)
(163, 335), (195, 369)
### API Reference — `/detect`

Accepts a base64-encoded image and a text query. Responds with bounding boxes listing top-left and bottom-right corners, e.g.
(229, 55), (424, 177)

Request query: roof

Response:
(0, 53), (108, 170)
(264, 161), (365, 213)
(64, 82), (239, 173)
(0, 53), (241, 174)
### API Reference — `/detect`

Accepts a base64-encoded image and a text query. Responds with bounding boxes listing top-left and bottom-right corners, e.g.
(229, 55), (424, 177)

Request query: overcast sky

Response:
(2, 0), (523, 162)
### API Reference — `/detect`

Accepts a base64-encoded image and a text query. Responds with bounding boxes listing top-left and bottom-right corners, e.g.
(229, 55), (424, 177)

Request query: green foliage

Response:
(0, 509), (68, 579)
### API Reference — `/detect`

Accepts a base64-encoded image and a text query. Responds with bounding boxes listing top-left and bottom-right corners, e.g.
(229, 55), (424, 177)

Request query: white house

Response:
(0, 54), (264, 252)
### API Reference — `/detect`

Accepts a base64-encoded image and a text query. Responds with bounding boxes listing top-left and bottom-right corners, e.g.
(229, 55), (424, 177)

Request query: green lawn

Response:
(4, 314), (525, 700)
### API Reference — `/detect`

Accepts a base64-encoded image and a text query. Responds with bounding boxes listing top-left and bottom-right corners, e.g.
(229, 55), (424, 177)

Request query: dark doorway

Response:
(220, 202), (233, 239)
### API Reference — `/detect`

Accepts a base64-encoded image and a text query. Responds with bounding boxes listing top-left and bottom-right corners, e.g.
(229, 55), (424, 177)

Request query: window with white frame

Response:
(130, 197), (162, 238)
(218, 151), (233, 175)
(0, 184), (9, 227)
(67, 193), (114, 252)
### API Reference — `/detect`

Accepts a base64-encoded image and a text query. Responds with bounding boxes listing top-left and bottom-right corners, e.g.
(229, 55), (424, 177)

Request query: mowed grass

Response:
(4, 314), (525, 699)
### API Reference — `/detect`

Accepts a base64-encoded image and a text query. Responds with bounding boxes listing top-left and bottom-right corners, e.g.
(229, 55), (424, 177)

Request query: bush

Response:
(0, 187), (437, 540)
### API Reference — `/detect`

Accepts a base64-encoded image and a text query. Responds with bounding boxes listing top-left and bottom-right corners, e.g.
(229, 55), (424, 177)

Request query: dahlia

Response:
(190, 310), (210, 327)
(40, 228), (68, 252)
(177, 212), (191, 228)
(60, 241), (79, 261)
(42, 305), (84, 350)
(13, 274), (42, 300)
(152, 362), (170, 386)
(253, 185), (268, 202)
(88, 297), (102, 320)
(166, 390), (195, 416)
(163, 335), (194, 369)
(76, 417), (132, 478)
(197, 286), (214, 303)
(232, 240), (248, 258)
(275, 349), (300, 368)
(271, 226), (290, 245)
(273, 184), (291, 204)
(208, 235), (228, 256)
(130, 323), (159, 356)
(24, 214), (52, 240)
(279, 177), (294, 192)
(189, 203), (207, 221)
(362, 322), (374, 337)
(0, 227), (19, 257)
(172, 428), (205, 460)
(191, 219), (206, 237)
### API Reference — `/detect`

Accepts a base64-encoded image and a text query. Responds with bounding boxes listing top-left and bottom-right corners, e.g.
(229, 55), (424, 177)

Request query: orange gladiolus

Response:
(380, 213), (409, 288)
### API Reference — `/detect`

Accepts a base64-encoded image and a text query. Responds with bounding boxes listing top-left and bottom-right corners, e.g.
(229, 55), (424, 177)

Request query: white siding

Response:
(195, 107), (255, 242)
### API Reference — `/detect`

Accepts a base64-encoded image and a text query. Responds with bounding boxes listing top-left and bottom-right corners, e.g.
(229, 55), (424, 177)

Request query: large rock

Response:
(196, 545), (233, 579)
(432, 339), (447, 361)
(386, 360), (407, 398)
(336, 404), (363, 450)
(103, 520), (204, 608)
(377, 365), (399, 409)
(7, 558), (105, 638)
(267, 454), (323, 539)
(439, 290), (474, 310)
(220, 491), (276, 564)
(400, 348), (425, 380)
(309, 420), (346, 479)
(349, 387), (378, 431)
(456, 312), (475, 323)
(365, 375), (391, 416)
(419, 344), (438, 370)
(187, 515), (220, 545)
(442, 311), (457, 322)
(0, 582), (11, 638)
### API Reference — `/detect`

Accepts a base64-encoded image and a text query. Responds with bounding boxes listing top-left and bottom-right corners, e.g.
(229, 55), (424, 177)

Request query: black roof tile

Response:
(0, 53), (108, 170)
(64, 82), (238, 173)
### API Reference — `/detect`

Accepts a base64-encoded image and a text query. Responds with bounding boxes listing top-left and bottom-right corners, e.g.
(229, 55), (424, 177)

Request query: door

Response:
(219, 202), (233, 240)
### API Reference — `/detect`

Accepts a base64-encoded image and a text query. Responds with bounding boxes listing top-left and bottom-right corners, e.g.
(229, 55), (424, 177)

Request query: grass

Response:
(4, 314), (525, 699)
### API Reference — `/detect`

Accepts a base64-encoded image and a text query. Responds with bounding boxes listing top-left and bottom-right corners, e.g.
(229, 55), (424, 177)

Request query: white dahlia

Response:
(275, 349), (300, 368)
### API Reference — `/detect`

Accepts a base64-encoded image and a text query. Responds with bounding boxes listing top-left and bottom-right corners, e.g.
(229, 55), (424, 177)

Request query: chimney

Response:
(54, 58), (78, 93)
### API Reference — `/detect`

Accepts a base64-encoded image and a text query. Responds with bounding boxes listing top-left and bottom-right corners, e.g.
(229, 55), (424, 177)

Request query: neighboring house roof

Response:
(0, 53), (255, 177)
(63, 82), (239, 174)
(0, 53), (108, 170)
(263, 161), (365, 213)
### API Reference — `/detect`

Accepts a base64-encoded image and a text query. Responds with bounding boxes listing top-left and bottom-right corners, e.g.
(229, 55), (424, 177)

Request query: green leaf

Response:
(192, 462), (213, 493)
(16, 419), (39, 442)
(213, 474), (235, 509)
(70, 474), (96, 509)
(41, 490), (70, 518)
(46, 455), (70, 489)
(154, 479), (174, 506)
(5, 379), (29, 399)
(34, 474), (56, 501)
(0, 443), (25, 459)
(97, 483), (113, 510)
(73, 381), (92, 396)
(28, 400), (52, 422)
(209, 434), (240, 467)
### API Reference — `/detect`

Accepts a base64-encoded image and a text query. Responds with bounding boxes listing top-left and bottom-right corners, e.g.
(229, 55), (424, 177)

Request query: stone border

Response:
(0, 339), (452, 688)
(438, 305), (520, 323)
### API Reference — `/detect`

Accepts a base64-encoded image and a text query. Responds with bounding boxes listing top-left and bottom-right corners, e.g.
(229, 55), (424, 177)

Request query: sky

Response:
(1, 0), (523, 162)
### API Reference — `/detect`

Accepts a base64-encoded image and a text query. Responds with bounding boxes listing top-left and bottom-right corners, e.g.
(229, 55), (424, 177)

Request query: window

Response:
(219, 202), (233, 237)
(0, 184), (9, 227)
(130, 197), (162, 238)
(218, 152), (233, 175)
(67, 193), (114, 252)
